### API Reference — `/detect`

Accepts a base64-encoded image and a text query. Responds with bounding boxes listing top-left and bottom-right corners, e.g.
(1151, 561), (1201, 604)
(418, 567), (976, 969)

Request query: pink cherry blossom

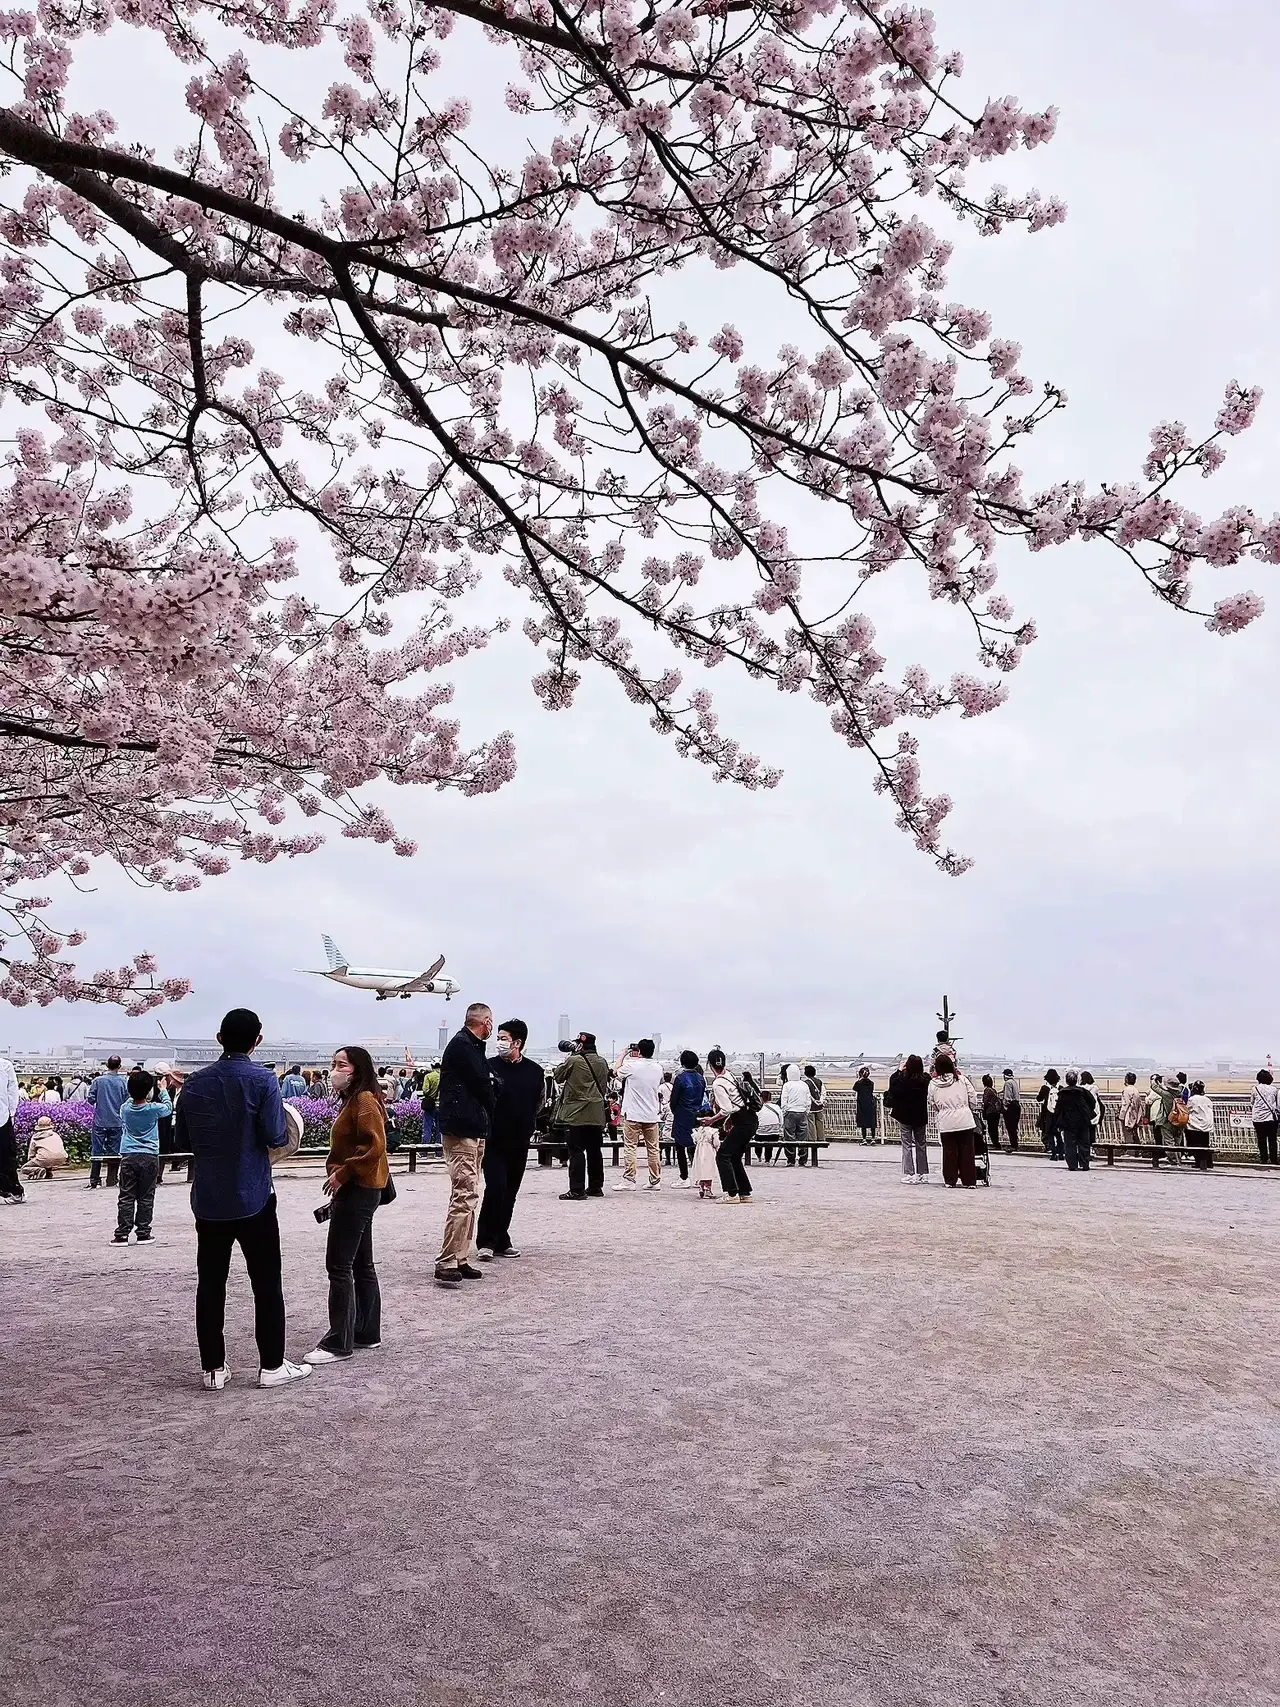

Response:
(0, 0), (1265, 973)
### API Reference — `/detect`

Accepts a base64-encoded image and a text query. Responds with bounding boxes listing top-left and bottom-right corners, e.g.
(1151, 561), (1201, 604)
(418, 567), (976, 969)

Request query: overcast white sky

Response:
(7, 0), (1279, 1063)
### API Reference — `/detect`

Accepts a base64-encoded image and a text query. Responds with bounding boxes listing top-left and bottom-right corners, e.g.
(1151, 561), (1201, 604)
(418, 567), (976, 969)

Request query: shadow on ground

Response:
(3, 1152), (1278, 1706)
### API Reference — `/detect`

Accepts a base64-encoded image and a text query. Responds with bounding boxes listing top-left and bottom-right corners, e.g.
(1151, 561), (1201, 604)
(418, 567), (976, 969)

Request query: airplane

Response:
(302, 935), (462, 1001)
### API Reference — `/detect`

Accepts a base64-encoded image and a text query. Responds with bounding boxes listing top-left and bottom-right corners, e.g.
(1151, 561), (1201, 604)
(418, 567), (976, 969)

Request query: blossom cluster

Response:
(0, 0), (1269, 937)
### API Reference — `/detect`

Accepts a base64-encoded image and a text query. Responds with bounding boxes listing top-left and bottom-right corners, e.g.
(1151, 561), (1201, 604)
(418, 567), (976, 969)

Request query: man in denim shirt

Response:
(175, 1007), (310, 1391)
(86, 1055), (129, 1189)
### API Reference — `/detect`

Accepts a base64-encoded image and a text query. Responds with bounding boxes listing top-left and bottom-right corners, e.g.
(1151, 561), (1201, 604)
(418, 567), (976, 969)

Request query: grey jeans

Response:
(117, 1154), (159, 1235)
(782, 1110), (812, 1147)
(900, 1125), (929, 1176)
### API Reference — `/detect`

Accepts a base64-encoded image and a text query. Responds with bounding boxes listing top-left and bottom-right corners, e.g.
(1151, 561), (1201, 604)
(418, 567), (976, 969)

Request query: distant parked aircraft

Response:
(302, 936), (461, 1001)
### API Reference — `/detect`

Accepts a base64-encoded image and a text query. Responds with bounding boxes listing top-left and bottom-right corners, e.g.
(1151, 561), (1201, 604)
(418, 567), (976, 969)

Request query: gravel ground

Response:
(3, 1149), (1278, 1707)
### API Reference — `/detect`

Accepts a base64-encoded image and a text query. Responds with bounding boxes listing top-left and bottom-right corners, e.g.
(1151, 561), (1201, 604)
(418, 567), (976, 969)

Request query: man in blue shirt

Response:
(174, 1008), (310, 1391)
(86, 1055), (129, 1189)
(280, 1064), (308, 1099)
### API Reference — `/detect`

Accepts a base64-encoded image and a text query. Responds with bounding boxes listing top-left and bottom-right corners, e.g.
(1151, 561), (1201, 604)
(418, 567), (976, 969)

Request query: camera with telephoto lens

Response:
(313, 1203), (331, 1225)
(557, 1039), (577, 1054)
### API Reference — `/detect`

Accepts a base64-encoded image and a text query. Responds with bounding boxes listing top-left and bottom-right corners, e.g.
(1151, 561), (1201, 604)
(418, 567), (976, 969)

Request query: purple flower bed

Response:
(285, 1094), (423, 1149)
(14, 1093), (425, 1165)
(15, 1098), (95, 1162)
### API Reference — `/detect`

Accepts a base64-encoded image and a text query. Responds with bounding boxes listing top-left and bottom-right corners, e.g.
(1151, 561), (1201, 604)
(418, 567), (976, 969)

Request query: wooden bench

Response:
(1093, 1139), (1268, 1169)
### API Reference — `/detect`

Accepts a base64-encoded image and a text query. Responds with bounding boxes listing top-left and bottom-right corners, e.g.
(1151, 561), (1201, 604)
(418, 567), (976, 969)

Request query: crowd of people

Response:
(2, 1012), (1278, 1389)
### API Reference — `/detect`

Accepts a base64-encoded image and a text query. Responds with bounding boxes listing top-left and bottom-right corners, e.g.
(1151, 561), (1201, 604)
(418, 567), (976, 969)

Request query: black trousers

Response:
(1063, 1128), (1091, 1170)
(716, 1112), (757, 1198)
(1003, 1104), (1021, 1149)
(0, 1119), (22, 1199)
(476, 1136), (530, 1252)
(318, 1184), (381, 1355)
(195, 1195), (286, 1372)
(566, 1126), (604, 1197)
(984, 1111), (1001, 1149)
(117, 1155), (159, 1235)
(1255, 1121), (1278, 1164)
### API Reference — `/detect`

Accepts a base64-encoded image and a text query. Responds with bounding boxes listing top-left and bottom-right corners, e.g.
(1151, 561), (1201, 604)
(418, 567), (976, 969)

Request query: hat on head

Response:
(34, 1115), (55, 1133)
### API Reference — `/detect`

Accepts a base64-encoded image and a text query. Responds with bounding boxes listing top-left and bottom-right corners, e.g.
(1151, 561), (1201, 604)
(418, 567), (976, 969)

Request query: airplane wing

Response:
(394, 955), (448, 994)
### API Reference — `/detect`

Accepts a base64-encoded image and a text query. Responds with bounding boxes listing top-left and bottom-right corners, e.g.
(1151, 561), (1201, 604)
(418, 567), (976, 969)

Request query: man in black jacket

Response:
(476, 1019), (545, 1260)
(1055, 1072), (1094, 1173)
(435, 1003), (496, 1288)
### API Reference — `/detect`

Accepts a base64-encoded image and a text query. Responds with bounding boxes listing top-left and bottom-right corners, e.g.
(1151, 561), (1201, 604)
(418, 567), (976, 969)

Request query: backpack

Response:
(1169, 1098), (1190, 1129)
(734, 1074), (763, 1115)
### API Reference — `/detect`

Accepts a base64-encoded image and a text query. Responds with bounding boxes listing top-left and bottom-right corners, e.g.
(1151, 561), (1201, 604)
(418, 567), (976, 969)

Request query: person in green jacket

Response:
(551, 1033), (609, 1201)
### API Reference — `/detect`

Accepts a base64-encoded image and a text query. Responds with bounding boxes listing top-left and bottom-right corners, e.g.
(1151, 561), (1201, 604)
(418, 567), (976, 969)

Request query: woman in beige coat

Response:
(24, 1115), (68, 1178)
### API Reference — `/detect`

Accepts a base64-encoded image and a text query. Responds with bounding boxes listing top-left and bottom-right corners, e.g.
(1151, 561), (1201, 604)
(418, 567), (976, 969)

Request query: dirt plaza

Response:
(3, 1150), (1277, 1707)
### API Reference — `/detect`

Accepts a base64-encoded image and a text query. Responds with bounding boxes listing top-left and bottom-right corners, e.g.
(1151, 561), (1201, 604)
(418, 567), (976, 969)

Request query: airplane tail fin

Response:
(322, 934), (349, 972)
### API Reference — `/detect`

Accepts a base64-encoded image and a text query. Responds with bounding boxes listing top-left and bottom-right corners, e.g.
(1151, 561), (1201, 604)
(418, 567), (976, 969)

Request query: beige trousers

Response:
(438, 1135), (485, 1269)
(621, 1119), (661, 1184)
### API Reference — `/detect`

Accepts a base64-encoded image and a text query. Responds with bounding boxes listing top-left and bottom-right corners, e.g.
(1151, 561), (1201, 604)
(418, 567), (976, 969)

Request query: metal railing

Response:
(819, 1091), (1267, 1158)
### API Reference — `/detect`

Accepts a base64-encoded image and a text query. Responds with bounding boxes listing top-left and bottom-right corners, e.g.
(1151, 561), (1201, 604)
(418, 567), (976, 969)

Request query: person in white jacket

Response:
(0, 1053), (22, 1203)
(927, 1061), (981, 1188)
(778, 1065), (813, 1165)
(1185, 1081), (1214, 1172)
(1251, 1069), (1279, 1164)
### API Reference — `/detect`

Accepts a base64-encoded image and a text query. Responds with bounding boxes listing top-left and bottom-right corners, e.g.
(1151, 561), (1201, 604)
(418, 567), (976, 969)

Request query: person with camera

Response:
(435, 1003), (497, 1287)
(304, 1045), (389, 1364)
(552, 1031), (610, 1201)
(614, 1039), (664, 1192)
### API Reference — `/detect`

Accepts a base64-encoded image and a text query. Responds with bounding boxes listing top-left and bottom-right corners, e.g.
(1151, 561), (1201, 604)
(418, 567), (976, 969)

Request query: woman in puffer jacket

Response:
(927, 1060), (982, 1188)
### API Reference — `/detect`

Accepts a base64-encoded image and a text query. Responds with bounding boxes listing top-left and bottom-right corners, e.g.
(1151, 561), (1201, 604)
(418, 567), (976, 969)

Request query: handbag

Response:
(379, 1175), (397, 1206)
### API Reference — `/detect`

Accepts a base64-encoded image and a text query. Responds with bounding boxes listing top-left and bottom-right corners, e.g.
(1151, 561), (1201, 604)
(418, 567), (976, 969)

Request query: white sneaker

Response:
(202, 1365), (232, 1391)
(302, 1347), (348, 1366)
(258, 1359), (312, 1388)
(612, 1179), (638, 1192)
(476, 1247), (495, 1261)
(676, 1180), (693, 1188)
(644, 1180), (662, 1191)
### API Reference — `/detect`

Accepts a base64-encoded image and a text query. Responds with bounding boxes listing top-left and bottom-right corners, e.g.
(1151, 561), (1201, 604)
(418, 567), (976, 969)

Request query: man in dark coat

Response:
(476, 1019), (545, 1260)
(1055, 1072), (1095, 1172)
(435, 1002), (496, 1288)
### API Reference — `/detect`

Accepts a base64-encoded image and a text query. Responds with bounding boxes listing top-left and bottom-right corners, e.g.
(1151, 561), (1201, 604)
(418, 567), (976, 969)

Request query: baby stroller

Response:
(973, 1122), (992, 1187)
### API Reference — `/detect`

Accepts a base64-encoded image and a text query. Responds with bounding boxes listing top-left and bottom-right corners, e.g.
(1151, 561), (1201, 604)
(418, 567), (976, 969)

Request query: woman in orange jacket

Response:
(305, 1044), (390, 1366)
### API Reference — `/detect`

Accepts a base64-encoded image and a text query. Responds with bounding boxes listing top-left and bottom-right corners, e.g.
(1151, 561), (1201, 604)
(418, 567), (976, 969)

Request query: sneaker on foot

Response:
(303, 1346), (350, 1365)
(202, 1365), (232, 1391)
(353, 1339), (382, 1350)
(496, 1247), (520, 1258)
(476, 1247), (496, 1261)
(111, 1231), (129, 1243)
(644, 1180), (662, 1191)
(557, 1191), (585, 1202)
(435, 1264), (462, 1287)
(721, 1195), (741, 1204)
(258, 1359), (311, 1388)
(612, 1179), (638, 1192)
(135, 1230), (154, 1242)
(585, 1188), (605, 1197)
(457, 1262), (484, 1280)
(676, 1180), (693, 1189)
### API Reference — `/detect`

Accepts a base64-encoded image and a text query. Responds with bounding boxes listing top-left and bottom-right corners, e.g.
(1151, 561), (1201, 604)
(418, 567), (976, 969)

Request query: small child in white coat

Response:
(692, 1124), (719, 1198)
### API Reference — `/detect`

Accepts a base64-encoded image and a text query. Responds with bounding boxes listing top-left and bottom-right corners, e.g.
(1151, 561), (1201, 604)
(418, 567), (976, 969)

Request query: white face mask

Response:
(495, 1037), (516, 1059)
(331, 1065), (353, 1093)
